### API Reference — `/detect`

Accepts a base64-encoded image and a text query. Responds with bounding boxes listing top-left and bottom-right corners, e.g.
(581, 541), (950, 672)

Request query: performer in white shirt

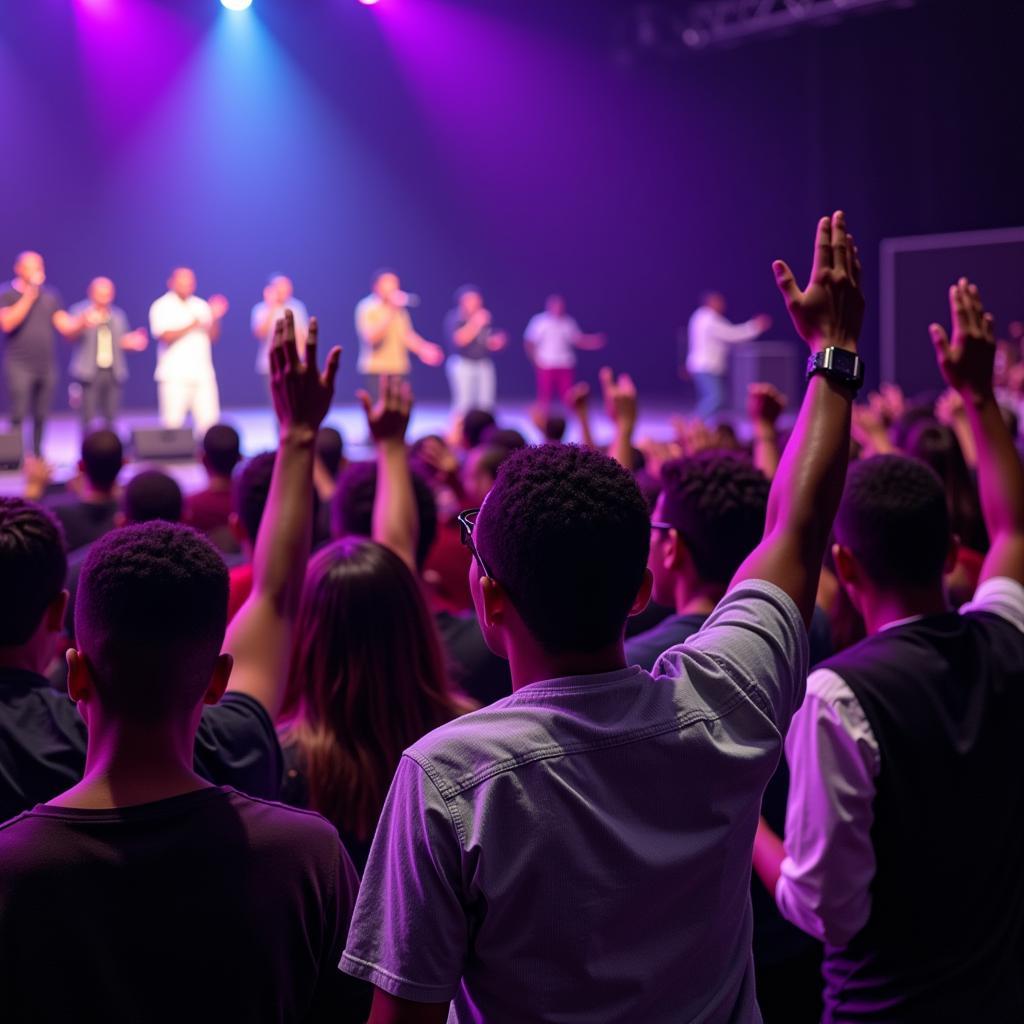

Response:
(148, 267), (229, 434)
(686, 292), (770, 419)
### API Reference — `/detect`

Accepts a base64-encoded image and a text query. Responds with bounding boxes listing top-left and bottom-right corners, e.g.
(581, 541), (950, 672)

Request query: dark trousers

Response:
(5, 362), (55, 456)
(79, 369), (121, 431)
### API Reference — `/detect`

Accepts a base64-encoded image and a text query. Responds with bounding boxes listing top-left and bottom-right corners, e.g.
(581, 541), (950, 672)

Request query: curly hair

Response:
(0, 499), (67, 647)
(659, 452), (769, 584)
(76, 522), (229, 720)
(124, 469), (183, 524)
(81, 430), (123, 490)
(835, 455), (951, 589)
(476, 443), (651, 653)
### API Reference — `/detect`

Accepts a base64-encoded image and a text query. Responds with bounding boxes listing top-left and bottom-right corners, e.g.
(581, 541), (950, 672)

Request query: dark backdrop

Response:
(1, 0), (1021, 408)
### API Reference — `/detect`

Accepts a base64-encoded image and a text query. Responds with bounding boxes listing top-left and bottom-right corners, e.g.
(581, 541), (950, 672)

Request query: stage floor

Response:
(0, 399), (706, 497)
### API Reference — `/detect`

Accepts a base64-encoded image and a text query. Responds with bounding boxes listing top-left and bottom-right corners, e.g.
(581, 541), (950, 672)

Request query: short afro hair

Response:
(476, 444), (650, 654)
(331, 461), (438, 571)
(480, 426), (527, 452)
(123, 470), (183, 524)
(462, 409), (496, 449)
(835, 455), (951, 589)
(0, 499), (66, 646)
(202, 424), (242, 478)
(233, 451), (276, 543)
(81, 430), (123, 490)
(75, 522), (229, 722)
(659, 453), (769, 584)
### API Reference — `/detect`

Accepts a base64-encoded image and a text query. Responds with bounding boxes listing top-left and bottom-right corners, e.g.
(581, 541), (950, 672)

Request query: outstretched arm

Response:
(731, 212), (865, 626)
(747, 382), (787, 480)
(599, 366), (638, 471)
(931, 279), (1024, 586)
(223, 312), (341, 718)
(357, 376), (419, 571)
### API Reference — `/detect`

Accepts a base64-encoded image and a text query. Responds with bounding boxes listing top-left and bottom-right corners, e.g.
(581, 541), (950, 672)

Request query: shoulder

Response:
(962, 576), (1024, 634)
(149, 292), (171, 312)
(225, 788), (345, 851)
(191, 296), (211, 313)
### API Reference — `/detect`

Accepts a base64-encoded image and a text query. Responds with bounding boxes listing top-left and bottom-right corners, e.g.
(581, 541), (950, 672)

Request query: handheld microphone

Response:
(394, 290), (421, 308)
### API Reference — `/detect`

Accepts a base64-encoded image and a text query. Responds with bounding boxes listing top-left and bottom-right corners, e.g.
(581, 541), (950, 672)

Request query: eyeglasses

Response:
(457, 508), (493, 580)
(651, 520), (674, 533)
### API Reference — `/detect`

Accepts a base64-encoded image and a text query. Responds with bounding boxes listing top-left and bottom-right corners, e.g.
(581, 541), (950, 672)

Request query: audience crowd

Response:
(1, 214), (1021, 1023)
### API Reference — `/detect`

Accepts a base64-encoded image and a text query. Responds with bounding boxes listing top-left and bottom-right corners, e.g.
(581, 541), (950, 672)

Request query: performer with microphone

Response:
(148, 267), (229, 434)
(251, 273), (308, 394)
(355, 269), (443, 396)
(0, 250), (77, 456)
(444, 284), (506, 414)
(64, 276), (149, 431)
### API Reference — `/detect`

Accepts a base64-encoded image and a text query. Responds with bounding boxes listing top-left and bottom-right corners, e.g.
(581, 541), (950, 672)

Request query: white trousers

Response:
(158, 374), (221, 435)
(446, 355), (496, 413)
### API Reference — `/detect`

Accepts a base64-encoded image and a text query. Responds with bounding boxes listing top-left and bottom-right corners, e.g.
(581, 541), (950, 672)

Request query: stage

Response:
(0, 399), (706, 498)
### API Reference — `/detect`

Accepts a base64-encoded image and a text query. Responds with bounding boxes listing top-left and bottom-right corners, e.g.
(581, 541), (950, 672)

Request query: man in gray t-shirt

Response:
(341, 214), (867, 1022)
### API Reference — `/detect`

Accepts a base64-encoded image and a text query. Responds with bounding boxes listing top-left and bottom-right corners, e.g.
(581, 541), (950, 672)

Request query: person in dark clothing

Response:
(754, 279), (1024, 1023)
(187, 423), (243, 552)
(47, 429), (124, 552)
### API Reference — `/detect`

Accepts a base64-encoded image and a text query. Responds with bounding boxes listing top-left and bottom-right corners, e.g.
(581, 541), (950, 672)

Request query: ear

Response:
(202, 653), (233, 707)
(66, 648), (93, 705)
(944, 534), (961, 576)
(479, 576), (507, 630)
(665, 529), (689, 572)
(46, 590), (69, 633)
(627, 568), (654, 618)
(832, 543), (859, 589)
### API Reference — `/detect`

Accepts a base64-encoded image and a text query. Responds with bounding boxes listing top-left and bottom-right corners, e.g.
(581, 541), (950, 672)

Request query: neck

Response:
(674, 578), (723, 617)
(80, 482), (116, 504)
(206, 475), (232, 492)
(861, 586), (950, 636)
(50, 714), (207, 809)
(508, 641), (628, 691)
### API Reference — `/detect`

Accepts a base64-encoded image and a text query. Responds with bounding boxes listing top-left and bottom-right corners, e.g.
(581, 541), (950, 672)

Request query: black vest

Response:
(816, 612), (1024, 1023)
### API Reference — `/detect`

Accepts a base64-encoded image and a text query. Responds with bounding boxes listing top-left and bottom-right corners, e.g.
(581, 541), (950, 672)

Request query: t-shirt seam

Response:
(403, 755), (469, 845)
(340, 951), (454, 997)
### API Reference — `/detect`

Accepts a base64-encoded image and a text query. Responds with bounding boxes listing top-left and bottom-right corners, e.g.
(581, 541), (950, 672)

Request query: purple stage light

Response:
(359, 0), (381, 6)
(221, 0), (253, 10)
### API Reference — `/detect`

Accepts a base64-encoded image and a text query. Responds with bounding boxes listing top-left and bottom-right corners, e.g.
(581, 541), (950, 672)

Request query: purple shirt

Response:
(341, 580), (808, 1022)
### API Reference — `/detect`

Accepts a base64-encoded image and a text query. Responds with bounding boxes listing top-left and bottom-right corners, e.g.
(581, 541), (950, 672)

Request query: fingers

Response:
(811, 215), (832, 279)
(356, 389), (373, 419)
(950, 281), (970, 337)
(831, 210), (849, 276)
(282, 309), (300, 373)
(982, 312), (996, 344)
(304, 316), (318, 371)
(848, 232), (862, 288)
(322, 346), (342, 395)
(772, 260), (801, 308)
(929, 322), (951, 365)
(269, 317), (286, 378)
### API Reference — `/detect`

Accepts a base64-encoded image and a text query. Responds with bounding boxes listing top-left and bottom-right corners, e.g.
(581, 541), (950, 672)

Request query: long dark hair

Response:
(279, 537), (473, 841)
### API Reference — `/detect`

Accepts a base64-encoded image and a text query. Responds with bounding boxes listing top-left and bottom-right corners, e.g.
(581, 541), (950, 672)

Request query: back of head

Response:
(462, 409), (496, 450)
(81, 430), (124, 492)
(285, 537), (456, 838)
(123, 470), (183, 524)
(480, 426), (527, 452)
(660, 452), (769, 584)
(543, 415), (567, 442)
(0, 499), (66, 647)
(476, 444), (651, 653)
(233, 451), (276, 543)
(331, 461), (438, 570)
(315, 427), (344, 480)
(836, 455), (951, 590)
(75, 522), (229, 722)
(202, 424), (242, 479)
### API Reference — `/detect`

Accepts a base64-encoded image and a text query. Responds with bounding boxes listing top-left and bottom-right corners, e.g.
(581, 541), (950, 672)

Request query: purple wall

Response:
(1, 0), (1022, 411)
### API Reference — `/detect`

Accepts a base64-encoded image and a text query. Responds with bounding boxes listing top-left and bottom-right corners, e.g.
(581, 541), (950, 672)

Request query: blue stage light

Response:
(221, 0), (253, 11)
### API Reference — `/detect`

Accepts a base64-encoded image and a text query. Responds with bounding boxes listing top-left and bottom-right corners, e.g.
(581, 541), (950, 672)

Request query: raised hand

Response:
(935, 387), (966, 427)
(772, 210), (865, 352)
(208, 294), (230, 320)
(418, 341), (445, 367)
(599, 366), (638, 432)
(747, 382), (787, 426)
(121, 328), (149, 352)
(357, 375), (413, 446)
(269, 310), (341, 435)
(929, 278), (997, 404)
(565, 382), (591, 417)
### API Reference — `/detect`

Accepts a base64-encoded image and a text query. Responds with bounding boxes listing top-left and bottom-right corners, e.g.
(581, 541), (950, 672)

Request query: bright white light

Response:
(359, 0), (380, 6)
(221, 0), (253, 11)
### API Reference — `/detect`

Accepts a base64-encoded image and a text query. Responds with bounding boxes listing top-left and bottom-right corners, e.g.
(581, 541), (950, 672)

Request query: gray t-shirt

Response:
(0, 284), (62, 373)
(341, 580), (808, 1023)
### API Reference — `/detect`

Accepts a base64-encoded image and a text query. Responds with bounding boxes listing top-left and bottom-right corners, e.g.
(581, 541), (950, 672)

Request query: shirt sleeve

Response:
(524, 314), (541, 343)
(149, 298), (169, 339)
(193, 693), (284, 800)
(707, 311), (763, 344)
(654, 579), (809, 733)
(567, 316), (582, 342)
(340, 755), (468, 1004)
(775, 668), (880, 946)
(250, 302), (266, 334)
(961, 576), (1024, 633)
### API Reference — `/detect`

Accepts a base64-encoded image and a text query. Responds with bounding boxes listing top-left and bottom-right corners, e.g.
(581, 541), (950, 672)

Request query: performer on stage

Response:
(0, 251), (76, 455)
(444, 284), (506, 414)
(148, 267), (229, 434)
(65, 277), (148, 431)
(686, 292), (770, 420)
(251, 274), (308, 388)
(355, 269), (443, 395)
(524, 294), (605, 412)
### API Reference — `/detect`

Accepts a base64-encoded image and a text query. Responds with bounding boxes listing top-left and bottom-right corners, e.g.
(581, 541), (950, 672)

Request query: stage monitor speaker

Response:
(131, 427), (195, 462)
(731, 341), (802, 414)
(0, 430), (23, 470)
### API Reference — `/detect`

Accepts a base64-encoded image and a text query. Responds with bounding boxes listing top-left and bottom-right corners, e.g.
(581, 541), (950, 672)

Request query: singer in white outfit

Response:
(686, 291), (770, 419)
(354, 269), (443, 397)
(148, 267), (229, 434)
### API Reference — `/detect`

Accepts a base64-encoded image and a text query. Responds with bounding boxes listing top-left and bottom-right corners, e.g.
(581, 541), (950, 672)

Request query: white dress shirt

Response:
(776, 576), (1024, 946)
(149, 292), (215, 384)
(686, 306), (762, 376)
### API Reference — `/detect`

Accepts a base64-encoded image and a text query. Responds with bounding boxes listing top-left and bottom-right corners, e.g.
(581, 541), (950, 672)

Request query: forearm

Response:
(209, 320), (222, 343)
(967, 394), (1024, 544)
(374, 440), (419, 570)
(0, 295), (33, 333)
(159, 324), (194, 344)
(609, 424), (635, 471)
(53, 311), (84, 339)
(752, 816), (785, 896)
(751, 422), (781, 480)
(950, 411), (978, 469)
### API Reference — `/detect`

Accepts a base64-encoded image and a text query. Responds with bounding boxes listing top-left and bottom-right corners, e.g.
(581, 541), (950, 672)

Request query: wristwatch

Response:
(806, 347), (864, 394)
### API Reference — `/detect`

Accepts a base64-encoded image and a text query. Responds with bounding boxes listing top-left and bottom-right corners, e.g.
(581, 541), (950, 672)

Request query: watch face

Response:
(827, 347), (860, 377)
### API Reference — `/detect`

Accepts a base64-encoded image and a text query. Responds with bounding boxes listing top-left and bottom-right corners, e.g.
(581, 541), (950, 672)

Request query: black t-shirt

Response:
(48, 496), (119, 552)
(0, 283), (61, 372)
(443, 307), (491, 360)
(0, 668), (283, 822)
(435, 609), (512, 706)
(0, 786), (370, 1023)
